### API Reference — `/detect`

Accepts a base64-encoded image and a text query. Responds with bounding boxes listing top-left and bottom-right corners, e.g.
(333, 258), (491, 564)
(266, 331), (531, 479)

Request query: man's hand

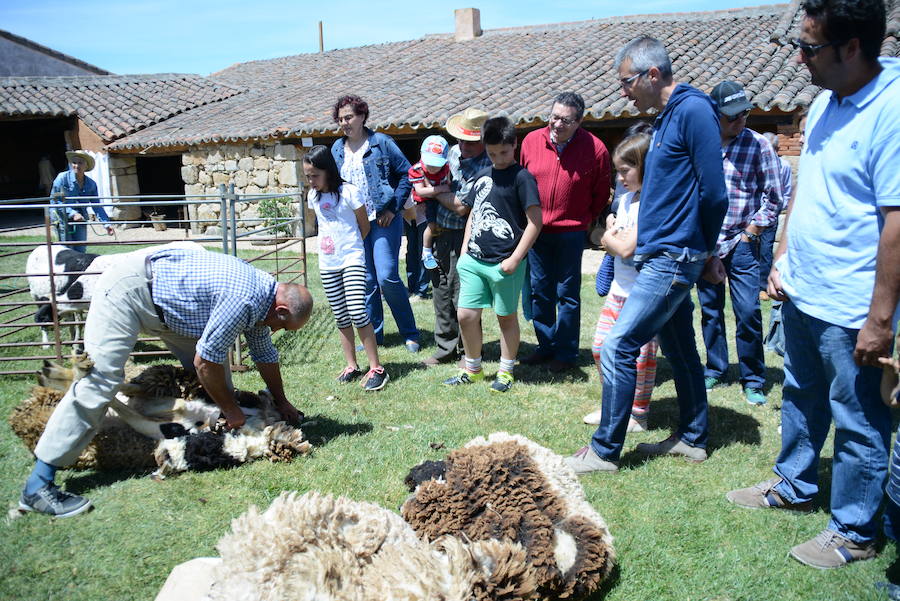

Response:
(499, 256), (520, 275)
(854, 318), (894, 367)
(71, 213), (85, 222)
(275, 400), (302, 426)
(701, 256), (726, 284)
(221, 406), (247, 430)
(767, 266), (788, 301)
(376, 210), (395, 227)
(105, 225), (115, 236)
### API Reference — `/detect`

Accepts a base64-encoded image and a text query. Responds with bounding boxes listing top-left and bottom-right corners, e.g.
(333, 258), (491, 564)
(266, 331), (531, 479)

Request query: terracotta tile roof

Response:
(0, 73), (246, 142)
(77, 0), (900, 150)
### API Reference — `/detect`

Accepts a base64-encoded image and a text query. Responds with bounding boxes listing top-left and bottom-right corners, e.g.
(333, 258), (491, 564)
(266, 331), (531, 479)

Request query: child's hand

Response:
(500, 256), (519, 275)
(879, 356), (900, 408)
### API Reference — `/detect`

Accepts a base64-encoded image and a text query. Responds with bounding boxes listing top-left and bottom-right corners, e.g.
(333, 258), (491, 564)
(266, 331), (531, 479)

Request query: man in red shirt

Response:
(520, 92), (611, 371)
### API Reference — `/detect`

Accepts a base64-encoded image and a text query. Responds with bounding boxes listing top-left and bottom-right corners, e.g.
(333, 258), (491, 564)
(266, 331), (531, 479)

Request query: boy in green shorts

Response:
(443, 116), (542, 392)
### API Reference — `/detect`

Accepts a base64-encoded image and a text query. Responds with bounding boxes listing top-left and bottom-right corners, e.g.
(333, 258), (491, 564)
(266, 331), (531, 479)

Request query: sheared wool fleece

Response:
(211, 491), (538, 601)
(402, 432), (615, 601)
(8, 364), (311, 475)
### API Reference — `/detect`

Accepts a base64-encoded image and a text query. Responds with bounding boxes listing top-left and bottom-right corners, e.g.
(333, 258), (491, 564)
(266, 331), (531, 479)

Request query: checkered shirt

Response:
(149, 249), (279, 364)
(438, 145), (492, 229)
(717, 128), (784, 258)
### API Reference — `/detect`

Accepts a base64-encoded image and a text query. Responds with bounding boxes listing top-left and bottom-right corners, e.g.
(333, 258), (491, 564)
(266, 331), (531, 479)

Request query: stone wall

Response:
(180, 142), (313, 235)
(108, 155), (141, 221)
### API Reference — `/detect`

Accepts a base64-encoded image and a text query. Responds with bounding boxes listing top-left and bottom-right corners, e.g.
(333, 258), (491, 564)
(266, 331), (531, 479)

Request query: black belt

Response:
(144, 256), (167, 325)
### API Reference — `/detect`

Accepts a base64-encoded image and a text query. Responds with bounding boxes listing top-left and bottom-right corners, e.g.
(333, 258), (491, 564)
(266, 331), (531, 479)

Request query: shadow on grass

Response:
(300, 414), (373, 447)
(618, 396), (762, 467)
(65, 469), (149, 495)
(654, 358), (785, 392)
(585, 562), (620, 600)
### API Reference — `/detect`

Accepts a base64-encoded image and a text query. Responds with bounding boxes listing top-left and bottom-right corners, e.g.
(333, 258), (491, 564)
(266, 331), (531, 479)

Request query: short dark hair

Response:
(302, 145), (344, 195)
(802, 0), (886, 62)
(482, 116), (516, 145)
(332, 95), (369, 124)
(623, 120), (653, 138)
(552, 92), (585, 120)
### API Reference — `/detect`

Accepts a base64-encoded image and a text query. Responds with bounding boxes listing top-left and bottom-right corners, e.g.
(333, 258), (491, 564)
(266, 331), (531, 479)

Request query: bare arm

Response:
(500, 205), (543, 275)
(855, 206), (900, 367)
(766, 182), (797, 301)
(354, 205), (370, 239)
(413, 181), (451, 198)
(436, 191), (471, 217)
(601, 212), (638, 259)
(256, 361), (302, 425)
(194, 355), (245, 429)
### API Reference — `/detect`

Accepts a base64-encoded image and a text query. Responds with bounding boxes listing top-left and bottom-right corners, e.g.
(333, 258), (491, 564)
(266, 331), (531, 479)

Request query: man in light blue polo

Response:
(727, 0), (900, 569)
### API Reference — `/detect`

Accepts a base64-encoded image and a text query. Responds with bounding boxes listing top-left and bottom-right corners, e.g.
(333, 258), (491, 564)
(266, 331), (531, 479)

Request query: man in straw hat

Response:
(50, 150), (114, 253)
(421, 108), (492, 367)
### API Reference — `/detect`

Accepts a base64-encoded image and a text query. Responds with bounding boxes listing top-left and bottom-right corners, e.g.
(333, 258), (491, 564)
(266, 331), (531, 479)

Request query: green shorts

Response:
(457, 253), (527, 316)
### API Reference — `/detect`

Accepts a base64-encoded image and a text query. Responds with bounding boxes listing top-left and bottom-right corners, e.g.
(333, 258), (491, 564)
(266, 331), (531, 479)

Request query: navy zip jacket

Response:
(637, 84), (728, 258)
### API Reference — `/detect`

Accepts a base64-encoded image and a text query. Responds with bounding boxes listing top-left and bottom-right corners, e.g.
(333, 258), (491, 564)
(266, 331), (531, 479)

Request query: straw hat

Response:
(445, 108), (489, 141)
(65, 151), (95, 172)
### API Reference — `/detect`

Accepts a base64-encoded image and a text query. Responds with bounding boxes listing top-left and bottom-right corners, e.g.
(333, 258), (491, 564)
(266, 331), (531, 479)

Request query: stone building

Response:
(2, 1), (899, 230)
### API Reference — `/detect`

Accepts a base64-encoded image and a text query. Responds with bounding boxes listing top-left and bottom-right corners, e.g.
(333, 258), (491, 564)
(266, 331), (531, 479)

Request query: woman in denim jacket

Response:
(331, 95), (420, 351)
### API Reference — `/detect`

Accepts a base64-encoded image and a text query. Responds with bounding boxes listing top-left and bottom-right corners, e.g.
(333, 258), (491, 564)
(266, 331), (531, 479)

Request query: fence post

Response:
(228, 184), (238, 257)
(218, 184), (228, 255)
(43, 204), (64, 360)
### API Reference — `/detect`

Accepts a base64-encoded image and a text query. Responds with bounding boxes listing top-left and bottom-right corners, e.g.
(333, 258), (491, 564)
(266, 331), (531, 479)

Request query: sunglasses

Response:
(726, 109), (750, 123)
(790, 37), (846, 58)
(619, 69), (649, 88)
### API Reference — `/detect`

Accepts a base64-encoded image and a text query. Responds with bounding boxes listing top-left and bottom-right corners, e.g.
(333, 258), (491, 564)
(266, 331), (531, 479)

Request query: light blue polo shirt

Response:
(780, 57), (900, 329)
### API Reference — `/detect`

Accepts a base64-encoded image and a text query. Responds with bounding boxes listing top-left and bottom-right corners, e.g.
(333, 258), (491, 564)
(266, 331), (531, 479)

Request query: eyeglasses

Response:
(790, 37), (846, 59)
(726, 109), (750, 123)
(619, 69), (649, 88)
(549, 114), (577, 126)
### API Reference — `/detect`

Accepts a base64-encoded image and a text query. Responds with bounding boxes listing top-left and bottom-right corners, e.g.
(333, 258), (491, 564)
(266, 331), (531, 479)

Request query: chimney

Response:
(454, 8), (482, 41)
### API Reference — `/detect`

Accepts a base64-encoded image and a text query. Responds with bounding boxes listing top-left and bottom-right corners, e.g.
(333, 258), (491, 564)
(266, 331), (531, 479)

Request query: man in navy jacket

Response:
(566, 35), (728, 474)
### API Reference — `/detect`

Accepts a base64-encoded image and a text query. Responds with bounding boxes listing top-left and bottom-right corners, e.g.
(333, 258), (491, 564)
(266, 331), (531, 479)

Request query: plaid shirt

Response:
(717, 128), (784, 258)
(438, 145), (492, 229)
(149, 249), (278, 364)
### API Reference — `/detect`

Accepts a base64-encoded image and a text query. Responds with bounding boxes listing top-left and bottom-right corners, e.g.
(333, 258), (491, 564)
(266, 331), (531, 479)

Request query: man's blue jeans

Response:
(697, 240), (766, 389)
(363, 216), (419, 345)
(772, 300), (889, 544)
(590, 253), (708, 461)
(528, 230), (585, 363)
(758, 224), (778, 291)
(404, 220), (429, 297)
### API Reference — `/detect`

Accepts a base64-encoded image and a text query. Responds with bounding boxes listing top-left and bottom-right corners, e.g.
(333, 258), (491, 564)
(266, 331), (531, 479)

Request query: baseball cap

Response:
(709, 81), (754, 118)
(420, 135), (449, 167)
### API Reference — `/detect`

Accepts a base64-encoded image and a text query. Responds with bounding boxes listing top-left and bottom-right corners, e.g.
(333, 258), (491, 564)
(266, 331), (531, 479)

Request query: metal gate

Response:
(0, 184), (307, 376)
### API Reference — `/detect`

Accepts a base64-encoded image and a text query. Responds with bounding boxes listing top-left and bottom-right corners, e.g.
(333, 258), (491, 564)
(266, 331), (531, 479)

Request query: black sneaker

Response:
(19, 483), (92, 518)
(336, 366), (363, 383)
(362, 367), (389, 391)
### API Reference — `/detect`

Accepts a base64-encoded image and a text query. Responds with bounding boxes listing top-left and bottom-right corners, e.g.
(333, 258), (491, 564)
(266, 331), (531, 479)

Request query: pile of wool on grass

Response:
(155, 433), (614, 601)
(204, 491), (538, 601)
(402, 432), (616, 601)
(8, 361), (311, 477)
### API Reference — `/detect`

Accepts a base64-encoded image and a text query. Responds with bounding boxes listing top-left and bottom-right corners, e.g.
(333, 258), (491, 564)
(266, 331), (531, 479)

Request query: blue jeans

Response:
(697, 240), (766, 389)
(528, 231), (585, 363)
(758, 224), (778, 291)
(590, 254), (708, 460)
(363, 216), (419, 345)
(56, 221), (88, 253)
(404, 220), (429, 297)
(772, 301), (890, 544)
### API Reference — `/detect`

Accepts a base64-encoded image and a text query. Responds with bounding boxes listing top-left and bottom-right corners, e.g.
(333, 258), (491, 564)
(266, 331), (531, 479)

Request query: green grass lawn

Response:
(0, 241), (894, 600)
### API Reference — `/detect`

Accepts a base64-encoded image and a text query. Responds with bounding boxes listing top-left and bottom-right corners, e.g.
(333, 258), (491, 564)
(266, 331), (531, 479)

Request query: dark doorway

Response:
(0, 117), (71, 227)
(136, 155), (185, 224)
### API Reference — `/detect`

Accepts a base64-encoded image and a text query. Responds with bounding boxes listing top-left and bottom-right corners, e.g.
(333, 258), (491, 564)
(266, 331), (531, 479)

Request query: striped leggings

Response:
(321, 265), (370, 329)
(592, 293), (658, 415)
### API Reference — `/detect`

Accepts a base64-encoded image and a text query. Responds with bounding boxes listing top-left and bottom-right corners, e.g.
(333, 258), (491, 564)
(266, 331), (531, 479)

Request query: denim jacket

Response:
(50, 170), (110, 224)
(331, 128), (412, 217)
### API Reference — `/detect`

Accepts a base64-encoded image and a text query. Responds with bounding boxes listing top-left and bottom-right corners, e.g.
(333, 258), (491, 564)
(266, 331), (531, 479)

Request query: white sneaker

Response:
(582, 409), (602, 425)
(627, 415), (648, 432)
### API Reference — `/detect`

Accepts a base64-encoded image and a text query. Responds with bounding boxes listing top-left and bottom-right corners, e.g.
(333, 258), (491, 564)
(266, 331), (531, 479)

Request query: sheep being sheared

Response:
(402, 432), (616, 601)
(8, 362), (311, 476)
(192, 491), (539, 601)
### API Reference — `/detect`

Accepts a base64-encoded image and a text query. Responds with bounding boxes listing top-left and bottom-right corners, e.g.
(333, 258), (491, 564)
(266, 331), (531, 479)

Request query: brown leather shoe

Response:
(421, 355), (460, 367)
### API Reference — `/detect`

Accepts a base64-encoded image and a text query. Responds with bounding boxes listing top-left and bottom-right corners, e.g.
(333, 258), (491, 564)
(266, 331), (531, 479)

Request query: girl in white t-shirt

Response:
(303, 146), (388, 391)
(584, 132), (658, 430)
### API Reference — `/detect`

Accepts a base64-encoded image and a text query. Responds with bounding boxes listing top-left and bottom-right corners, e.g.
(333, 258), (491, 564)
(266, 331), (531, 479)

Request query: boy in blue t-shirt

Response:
(443, 116), (542, 392)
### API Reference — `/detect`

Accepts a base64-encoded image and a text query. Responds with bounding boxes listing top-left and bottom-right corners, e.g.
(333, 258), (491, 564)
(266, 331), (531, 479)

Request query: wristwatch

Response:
(743, 230), (761, 242)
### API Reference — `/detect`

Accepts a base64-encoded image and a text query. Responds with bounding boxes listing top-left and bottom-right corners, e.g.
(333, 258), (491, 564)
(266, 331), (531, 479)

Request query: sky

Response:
(2, 0), (785, 75)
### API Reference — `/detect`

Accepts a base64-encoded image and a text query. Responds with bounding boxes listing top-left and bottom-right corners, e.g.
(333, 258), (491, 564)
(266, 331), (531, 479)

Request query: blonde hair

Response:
(613, 133), (651, 182)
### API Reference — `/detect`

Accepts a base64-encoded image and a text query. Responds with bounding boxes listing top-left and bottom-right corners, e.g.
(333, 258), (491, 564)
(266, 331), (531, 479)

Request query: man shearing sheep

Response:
(19, 247), (313, 517)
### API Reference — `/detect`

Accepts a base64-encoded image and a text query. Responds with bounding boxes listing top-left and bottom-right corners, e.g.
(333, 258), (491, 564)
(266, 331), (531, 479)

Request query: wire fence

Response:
(0, 184), (307, 376)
